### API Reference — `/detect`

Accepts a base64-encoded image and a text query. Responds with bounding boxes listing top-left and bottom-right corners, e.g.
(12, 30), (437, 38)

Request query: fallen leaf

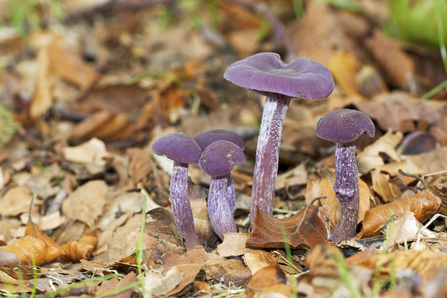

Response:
(144, 266), (184, 296)
(246, 265), (290, 298)
(1, 236), (56, 266)
(0, 186), (41, 216)
(246, 206), (327, 249)
(161, 246), (205, 296)
(371, 169), (403, 202)
(328, 50), (361, 95)
(127, 148), (153, 185)
(217, 233), (251, 257)
(61, 180), (108, 228)
(358, 189), (441, 238)
(203, 258), (252, 287)
(243, 249), (277, 275)
(25, 221), (65, 263)
(61, 235), (98, 262)
(63, 138), (110, 175)
(95, 272), (137, 298)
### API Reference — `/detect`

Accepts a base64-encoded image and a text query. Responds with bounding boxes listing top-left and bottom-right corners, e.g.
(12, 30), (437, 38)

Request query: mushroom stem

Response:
(171, 161), (201, 247)
(250, 96), (291, 229)
(209, 175), (237, 240)
(330, 142), (359, 242)
(227, 173), (235, 213)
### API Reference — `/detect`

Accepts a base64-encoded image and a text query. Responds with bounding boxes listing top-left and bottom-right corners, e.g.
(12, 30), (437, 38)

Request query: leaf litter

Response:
(1, 0), (447, 297)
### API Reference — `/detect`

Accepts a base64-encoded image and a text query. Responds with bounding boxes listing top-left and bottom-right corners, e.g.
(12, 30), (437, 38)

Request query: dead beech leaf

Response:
(161, 246), (205, 296)
(356, 92), (445, 132)
(62, 180), (108, 228)
(371, 169), (403, 202)
(72, 110), (113, 140)
(243, 250), (277, 275)
(217, 233), (251, 257)
(95, 272), (137, 298)
(29, 45), (54, 119)
(364, 30), (414, 89)
(405, 146), (447, 175)
(246, 265), (289, 298)
(145, 266), (184, 296)
(1, 236), (52, 266)
(246, 206), (327, 249)
(0, 186), (41, 216)
(25, 221), (65, 263)
(357, 130), (403, 174)
(358, 189), (441, 238)
(203, 258), (252, 287)
(383, 211), (440, 249)
(127, 148), (153, 185)
(61, 235), (98, 262)
(305, 177), (370, 228)
(63, 138), (110, 175)
(328, 50), (361, 95)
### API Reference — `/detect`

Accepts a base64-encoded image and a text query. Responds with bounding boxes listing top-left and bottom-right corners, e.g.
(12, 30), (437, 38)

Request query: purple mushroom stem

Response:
(170, 161), (202, 247)
(250, 95), (291, 228)
(331, 142), (359, 243)
(199, 140), (246, 241)
(227, 173), (236, 213)
(208, 175), (237, 240)
(316, 109), (375, 242)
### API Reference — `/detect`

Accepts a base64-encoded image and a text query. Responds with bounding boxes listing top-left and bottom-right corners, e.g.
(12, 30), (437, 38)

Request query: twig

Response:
(28, 194), (38, 238)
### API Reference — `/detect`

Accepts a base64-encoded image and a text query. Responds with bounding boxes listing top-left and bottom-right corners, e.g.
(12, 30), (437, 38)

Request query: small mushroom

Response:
(224, 52), (334, 229)
(152, 132), (202, 247)
(199, 140), (246, 241)
(316, 109), (375, 242)
(193, 129), (245, 213)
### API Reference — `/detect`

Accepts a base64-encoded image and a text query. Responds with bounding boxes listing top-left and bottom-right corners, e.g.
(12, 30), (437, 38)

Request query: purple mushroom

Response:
(199, 140), (246, 241)
(316, 109), (375, 242)
(193, 129), (245, 213)
(224, 52), (334, 229)
(152, 132), (202, 247)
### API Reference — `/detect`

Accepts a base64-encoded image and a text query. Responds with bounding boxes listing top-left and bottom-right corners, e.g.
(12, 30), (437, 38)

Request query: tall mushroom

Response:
(193, 129), (245, 213)
(199, 140), (246, 241)
(152, 132), (202, 247)
(224, 52), (334, 229)
(316, 109), (375, 242)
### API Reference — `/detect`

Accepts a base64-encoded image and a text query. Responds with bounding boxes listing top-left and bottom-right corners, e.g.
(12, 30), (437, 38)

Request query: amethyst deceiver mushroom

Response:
(152, 132), (202, 247)
(224, 52), (334, 229)
(199, 140), (246, 241)
(193, 129), (245, 213)
(316, 109), (375, 242)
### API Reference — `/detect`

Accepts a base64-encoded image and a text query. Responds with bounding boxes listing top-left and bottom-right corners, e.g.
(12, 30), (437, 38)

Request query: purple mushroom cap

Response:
(152, 132), (201, 164)
(316, 109), (375, 144)
(193, 129), (245, 151)
(224, 52), (335, 100)
(199, 141), (246, 176)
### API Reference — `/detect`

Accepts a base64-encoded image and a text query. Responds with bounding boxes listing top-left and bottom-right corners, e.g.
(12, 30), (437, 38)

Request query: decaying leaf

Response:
(161, 246), (205, 296)
(145, 266), (184, 296)
(95, 272), (137, 298)
(246, 206), (327, 249)
(217, 233), (251, 257)
(243, 249), (277, 275)
(1, 236), (60, 266)
(246, 265), (292, 298)
(203, 258), (252, 287)
(61, 180), (108, 228)
(0, 186), (41, 217)
(358, 189), (441, 238)
(63, 138), (110, 175)
(371, 169), (403, 202)
(61, 234), (98, 262)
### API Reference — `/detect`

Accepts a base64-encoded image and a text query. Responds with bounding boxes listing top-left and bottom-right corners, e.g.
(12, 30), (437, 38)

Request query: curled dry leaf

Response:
(161, 246), (205, 296)
(1, 236), (60, 266)
(61, 235), (98, 262)
(358, 189), (441, 238)
(305, 177), (370, 228)
(61, 180), (108, 228)
(246, 206), (327, 249)
(203, 258), (252, 287)
(246, 265), (292, 298)
(243, 249), (277, 275)
(25, 221), (65, 262)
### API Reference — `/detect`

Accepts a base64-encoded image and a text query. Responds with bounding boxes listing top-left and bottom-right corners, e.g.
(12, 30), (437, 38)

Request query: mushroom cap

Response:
(193, 129), (245, 151)
(199, 140), (246, 176)
(224, 52), (334, 100)
(316, 109), (375, 143)
(152, 132), (201, 164)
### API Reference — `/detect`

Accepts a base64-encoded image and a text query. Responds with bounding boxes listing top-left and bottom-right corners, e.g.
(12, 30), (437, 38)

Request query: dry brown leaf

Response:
(357, 130), (403, 174)
(364, 30), (414, 89)
(145, 266), (184, 296)
(328, 50), (361, 95)
(61, 180), (108, 228)
(1, 236), (55, 266)
(405, 146), (447, 175)
(29, 45), (54, 120)
(246, 265), (290, 298)
(0, 186), (41, 217)
(161, 246), (205, 296)
(61, 235), (98, 262)
(246, 206), (327, 249)
(243, 249), (277, 275)
(358, 189), (441, 238)
(217, 233), (251, 257)
(356, 92), (445, 132)
(25, 221), (65, 262)
(63, 138), (110, 175)
(49, 36), (98, 89)
(72, 110), (113, 140)
(203, 258), (252, 287)
(127, 148), (153, 185)
(305, 177), (370, 228)
(371, 169), (403, 202)
(188, 184), (212, 243)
